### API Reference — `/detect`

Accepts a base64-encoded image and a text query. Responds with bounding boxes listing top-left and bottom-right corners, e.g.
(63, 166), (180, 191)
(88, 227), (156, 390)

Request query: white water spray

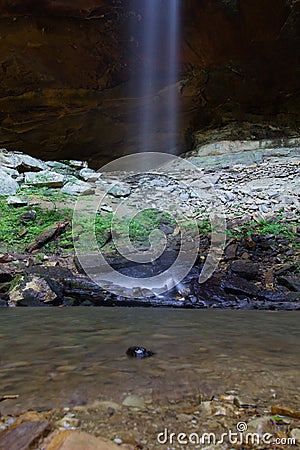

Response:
(129, 0), (181, 153)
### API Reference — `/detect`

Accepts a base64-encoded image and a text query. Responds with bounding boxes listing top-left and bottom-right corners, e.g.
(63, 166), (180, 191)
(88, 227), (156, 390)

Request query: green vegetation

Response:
(227, 217), (299, 240)
(0, 198), (72, 252)
(1, 195), (299, 254)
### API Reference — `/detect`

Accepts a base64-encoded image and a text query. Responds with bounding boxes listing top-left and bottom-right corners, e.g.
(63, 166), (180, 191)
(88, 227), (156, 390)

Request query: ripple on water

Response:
(0, 309), (299, 414)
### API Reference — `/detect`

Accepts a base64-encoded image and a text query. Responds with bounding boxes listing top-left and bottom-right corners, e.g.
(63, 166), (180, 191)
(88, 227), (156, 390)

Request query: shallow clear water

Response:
(0, 309), (299, 414)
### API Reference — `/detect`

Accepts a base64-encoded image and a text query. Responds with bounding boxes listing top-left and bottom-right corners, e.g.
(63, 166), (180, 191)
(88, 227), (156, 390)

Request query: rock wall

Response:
(0, 0), (299, 166)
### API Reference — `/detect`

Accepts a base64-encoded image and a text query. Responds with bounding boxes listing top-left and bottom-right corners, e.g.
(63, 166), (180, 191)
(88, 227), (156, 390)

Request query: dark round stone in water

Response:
(126, 346), (155, 359)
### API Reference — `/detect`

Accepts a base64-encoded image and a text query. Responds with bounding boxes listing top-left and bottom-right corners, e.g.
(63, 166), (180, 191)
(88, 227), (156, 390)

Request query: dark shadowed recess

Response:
(0, 0), (299, 166)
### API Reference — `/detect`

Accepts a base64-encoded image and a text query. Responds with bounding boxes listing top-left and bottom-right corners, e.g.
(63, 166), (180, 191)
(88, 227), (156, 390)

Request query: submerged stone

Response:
(126, 346), (155, 359)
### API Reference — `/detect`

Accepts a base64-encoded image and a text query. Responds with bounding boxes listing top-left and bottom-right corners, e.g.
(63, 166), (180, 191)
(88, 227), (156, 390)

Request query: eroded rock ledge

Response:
(0, 0), (299, 164)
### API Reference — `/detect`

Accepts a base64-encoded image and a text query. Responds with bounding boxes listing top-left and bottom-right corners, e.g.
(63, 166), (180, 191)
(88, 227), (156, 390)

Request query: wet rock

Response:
(108, 184), (131, 197)
(57, 416), (80, 430)
(8, 276), (58, 306)
(7, 195), (28, 206)
(126, 346), (155, 359)
(122, 395), (146, 409)
(247, 416), (276, 437)
(45, 430), (120, 450)
(271, 405), (300, 419)
(234, 396), (257, 409)
(0, 272), (13, 283)
(277, 276), (300, 292)
(0, 169), (19, 195)
(61, 179), (95, 195)
(0, 420), (51, 450)
(222, 276), (259, 297)
(62, 277), (106, 304)
(264, 269), (274, 290)
(24, 170), (65, 188)
(230, 260), (259, 280)
(260, 290), (296, 302)
(85, 400), (121, 413)
(62, 297), (80, 307)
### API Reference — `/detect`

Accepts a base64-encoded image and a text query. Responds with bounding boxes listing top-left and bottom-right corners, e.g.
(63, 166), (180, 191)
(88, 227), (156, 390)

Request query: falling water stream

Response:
(129, 0), (180, 153)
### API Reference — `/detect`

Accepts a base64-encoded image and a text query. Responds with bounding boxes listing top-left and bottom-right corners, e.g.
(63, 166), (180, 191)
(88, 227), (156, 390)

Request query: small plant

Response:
(0, 198), (72, 252)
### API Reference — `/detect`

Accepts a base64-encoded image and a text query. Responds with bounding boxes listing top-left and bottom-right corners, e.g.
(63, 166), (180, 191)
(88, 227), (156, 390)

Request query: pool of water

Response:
(0, 309), (299, 414)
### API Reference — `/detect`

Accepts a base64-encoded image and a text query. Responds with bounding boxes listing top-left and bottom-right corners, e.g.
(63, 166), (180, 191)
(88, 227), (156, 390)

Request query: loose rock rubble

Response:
(0, 393), (299, 449)
(0, 141), (299, 308)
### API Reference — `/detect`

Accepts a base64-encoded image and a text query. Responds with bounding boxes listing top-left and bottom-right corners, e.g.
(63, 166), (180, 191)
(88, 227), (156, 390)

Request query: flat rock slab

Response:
(0, 420), (51, 450)
(46, 430), (121, 450)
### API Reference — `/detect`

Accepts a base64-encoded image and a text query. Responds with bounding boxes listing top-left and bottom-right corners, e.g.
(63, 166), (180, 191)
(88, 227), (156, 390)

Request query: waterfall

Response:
(129, 0), (181, 154)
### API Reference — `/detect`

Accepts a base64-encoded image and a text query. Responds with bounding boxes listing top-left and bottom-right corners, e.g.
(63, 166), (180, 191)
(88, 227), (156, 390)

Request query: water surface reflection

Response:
(0, 309), (299, 414)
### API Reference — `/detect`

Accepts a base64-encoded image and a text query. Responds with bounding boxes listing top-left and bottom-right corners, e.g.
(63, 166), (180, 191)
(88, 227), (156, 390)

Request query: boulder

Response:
(24, 170), (65, 187)
(0, 166), (19, 178)
(277, 276), (300, 292)
(0, 149), (47, 171)
(8, 276), (58, 306)
(61, 179), (95, 195)
(7, 195), (28, 206)
(230, 260), (260, 280)
(108, 184), (131, 197)
(0, 168), (19, 195)
(79, 168), (101, 182)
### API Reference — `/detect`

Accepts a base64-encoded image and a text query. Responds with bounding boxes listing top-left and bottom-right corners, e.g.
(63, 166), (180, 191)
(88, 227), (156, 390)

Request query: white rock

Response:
(7, 196), (28, 206)
(46, 161), (71, 171)
(79, 168), (102, 182)
(0, 166), (19, 178)
(0, 149), (21, 168)
(122, 395), (145, 409)
(0, 169), (19, 195)
(68, 160), (88, 168)
(0, 149), (47, 171)
(18, 153), (47, 171)
(61, 179), (95, 196)
(24, 170), (65, 187)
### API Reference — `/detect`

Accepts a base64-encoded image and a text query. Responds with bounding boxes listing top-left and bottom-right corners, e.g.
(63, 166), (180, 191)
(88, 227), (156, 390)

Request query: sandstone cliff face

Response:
(0, 0), (299, 166)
